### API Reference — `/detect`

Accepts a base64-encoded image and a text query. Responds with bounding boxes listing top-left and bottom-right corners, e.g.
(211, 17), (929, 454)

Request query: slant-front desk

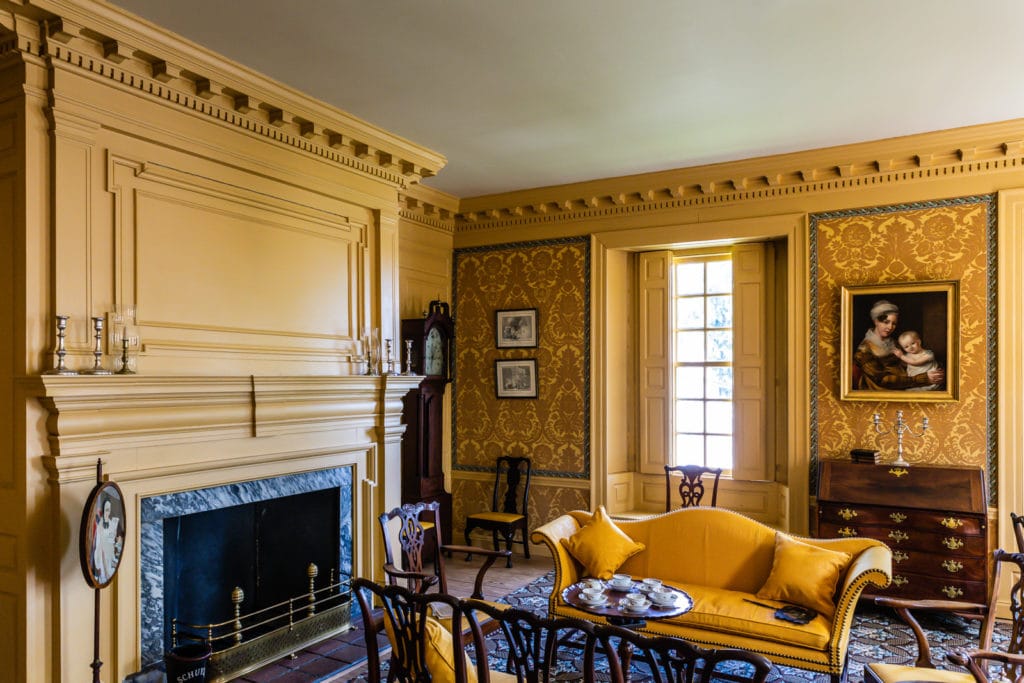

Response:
(816, 460), (989, 603)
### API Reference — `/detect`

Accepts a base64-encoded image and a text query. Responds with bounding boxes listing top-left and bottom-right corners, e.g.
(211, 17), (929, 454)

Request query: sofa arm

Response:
(530, 515), (584, 596)
(829, 543), (892, 654)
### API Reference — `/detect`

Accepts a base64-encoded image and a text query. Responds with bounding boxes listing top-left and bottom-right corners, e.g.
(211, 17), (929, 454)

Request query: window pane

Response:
(706, 436), (733, 468)
(675, 297), (704, 329)
(707, 295), (732, 328)
(706, 260), (731, 294)
(675, 401), (704, 433)
(676, 331), (705, 362)
(674, 366), (704, 399)
(706, 401), (733, 434)
(674, 434), (704, 465)
(674, 262), (705, 296)
(707, 330), (732, 362)
(707, 367), (733, 398)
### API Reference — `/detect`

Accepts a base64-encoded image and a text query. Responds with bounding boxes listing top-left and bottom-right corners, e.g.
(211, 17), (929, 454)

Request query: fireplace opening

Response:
(162, 488), (341, 653)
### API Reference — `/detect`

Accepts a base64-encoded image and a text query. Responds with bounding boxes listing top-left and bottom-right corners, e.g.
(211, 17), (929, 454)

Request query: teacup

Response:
(641, 578), (662, 592)
(580, 578), (603, 591)
(650, 586), (677, 605)
(580, 588), (604, 603)
(609, 574), (632, 590)
(621, 594), (650, 610)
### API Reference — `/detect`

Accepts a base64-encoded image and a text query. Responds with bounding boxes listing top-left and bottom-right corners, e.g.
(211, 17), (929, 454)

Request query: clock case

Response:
(399, 301), (454, 545)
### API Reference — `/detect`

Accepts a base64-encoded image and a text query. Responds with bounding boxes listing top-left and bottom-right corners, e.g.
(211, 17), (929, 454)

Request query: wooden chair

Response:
(864, 548), (1024, 683)
(664, 464), (722, 511)
(593, 623), (772, 683)
(378, 501), (510, 599)
(1011, 511), (1024, 552)
(352, 577), (473, 683)
(463, 598), (598, 682)
(464, 456), (531, 568)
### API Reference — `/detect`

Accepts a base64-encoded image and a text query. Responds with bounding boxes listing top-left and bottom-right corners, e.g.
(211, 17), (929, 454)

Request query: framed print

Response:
(79, 480), (126, 588)
(495, 359), (538, 398)
(495, 308), (538, 348)
(840, 280), (958, 402)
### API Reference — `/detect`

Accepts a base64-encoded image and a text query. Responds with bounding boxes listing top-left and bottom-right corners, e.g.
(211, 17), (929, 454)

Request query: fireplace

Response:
(140, 467), (354, 667)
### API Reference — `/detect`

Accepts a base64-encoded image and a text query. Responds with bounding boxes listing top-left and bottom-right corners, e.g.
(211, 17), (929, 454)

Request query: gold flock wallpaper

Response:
(452, 238), (591, 534)
(812, 196), (995, 489)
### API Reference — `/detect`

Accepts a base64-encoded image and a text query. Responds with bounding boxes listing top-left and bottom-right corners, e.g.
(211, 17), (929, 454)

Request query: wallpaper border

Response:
(808, 194), (998, 502)
(451, 236), (592, 479)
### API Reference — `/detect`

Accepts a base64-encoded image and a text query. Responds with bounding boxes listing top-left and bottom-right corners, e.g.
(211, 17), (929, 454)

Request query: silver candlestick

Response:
(44, 314), (78, 375)
(873, 410), (929, 467)
(383, 338), (395, 375)
(115, 337), (136, 375)
(83, 316), (113, 375)
(404, 339), (414, 375)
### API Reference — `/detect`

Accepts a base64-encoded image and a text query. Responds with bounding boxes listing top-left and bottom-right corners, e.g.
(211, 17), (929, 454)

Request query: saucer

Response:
(608, 581), (635, 592)
(579, 594), (608, 606)
(620, 602), (650, 614)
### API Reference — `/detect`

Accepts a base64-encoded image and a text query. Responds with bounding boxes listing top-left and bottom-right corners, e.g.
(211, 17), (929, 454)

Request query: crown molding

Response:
(398, 183), (459, 234)
(454, 119), (1024, 232)
(2, 0), (446, 189)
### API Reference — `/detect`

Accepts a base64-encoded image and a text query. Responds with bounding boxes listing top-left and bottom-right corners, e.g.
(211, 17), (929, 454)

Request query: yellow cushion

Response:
(864, 663), (972, 683)
(383, 613), (478, 683)
(756, 533), (851, 619)
(560, 506), (645, 580)
(467, 512), (524, 523)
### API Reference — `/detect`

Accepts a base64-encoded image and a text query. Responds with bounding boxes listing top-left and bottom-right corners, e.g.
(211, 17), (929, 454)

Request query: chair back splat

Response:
(664, 464), (722, 511)
(464, 456), (532, 567)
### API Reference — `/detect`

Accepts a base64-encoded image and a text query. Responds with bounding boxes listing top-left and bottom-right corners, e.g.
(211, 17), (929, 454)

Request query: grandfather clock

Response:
(399, 301), (453, 544)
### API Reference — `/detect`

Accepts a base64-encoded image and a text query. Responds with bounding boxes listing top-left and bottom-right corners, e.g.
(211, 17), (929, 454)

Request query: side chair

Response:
(379, 501), (511, 600)
(664, 464), (722, 510)
(464, 456), (532, 568)
(864, 548), (1024, 683)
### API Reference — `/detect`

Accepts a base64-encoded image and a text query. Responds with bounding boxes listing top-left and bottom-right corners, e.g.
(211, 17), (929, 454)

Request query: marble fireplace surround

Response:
(31, 373), (419, 680)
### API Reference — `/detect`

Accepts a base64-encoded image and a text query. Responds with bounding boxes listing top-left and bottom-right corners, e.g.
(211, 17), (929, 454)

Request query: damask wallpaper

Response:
(452, 237), (590, 534)
(810, 196), (997, 495)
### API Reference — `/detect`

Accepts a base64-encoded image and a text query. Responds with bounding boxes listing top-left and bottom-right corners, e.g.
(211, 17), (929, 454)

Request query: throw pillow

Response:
(560, 506), (646, 580)
(383, 612), (478, 683)
(756, 533), (852, 619)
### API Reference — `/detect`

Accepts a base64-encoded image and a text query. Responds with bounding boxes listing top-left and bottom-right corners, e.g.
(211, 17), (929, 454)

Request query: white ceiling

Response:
(108, 0), (1024, 199)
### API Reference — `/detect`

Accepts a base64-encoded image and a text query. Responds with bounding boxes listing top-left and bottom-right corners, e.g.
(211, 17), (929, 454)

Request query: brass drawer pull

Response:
(942, 537), (965, 550)
(941, 517), (964, 529)
(837, 527), (858, 537)
(942, 586), (964, 599)
(942, 560), (963, 574)
(888, 530), (909, 543)
(893, 550), (908, 563)
(888, 467), (909, 477)
(889, 512), (907, 524)
(893, 575), (908, 587)
(838, 508), (858, 521)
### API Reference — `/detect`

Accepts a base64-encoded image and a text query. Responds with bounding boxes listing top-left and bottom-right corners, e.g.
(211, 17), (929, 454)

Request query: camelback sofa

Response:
(531, 507), (892, 683)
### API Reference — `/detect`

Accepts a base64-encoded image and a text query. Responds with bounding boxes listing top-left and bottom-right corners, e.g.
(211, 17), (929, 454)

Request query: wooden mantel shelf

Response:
(19, 374), (422, 481)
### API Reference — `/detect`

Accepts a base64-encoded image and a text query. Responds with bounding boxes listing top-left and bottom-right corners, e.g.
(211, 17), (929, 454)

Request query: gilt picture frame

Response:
(495, 359), (538, 398)
(840, 280), (958, 402)
(495, 308), (538, 348)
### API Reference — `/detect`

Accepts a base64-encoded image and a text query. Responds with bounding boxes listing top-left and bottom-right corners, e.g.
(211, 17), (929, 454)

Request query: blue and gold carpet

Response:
(348, 571), (1009, 682)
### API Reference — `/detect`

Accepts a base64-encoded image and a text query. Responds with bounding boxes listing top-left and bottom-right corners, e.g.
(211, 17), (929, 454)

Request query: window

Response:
(672, 254), (733, 470)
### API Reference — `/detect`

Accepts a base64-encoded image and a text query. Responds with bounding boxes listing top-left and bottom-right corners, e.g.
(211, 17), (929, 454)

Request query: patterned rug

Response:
(343, 571), (1009, 682)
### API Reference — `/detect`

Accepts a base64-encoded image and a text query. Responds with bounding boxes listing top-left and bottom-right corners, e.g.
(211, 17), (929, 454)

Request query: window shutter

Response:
(731, 243), (769, 481)
(638, 251), (672, 474)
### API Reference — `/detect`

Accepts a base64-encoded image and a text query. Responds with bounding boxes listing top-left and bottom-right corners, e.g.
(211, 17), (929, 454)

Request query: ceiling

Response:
(107, 0), (1024, 199)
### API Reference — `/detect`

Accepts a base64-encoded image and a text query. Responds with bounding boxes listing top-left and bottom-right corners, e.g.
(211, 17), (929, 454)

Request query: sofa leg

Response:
(830, 663), (849, 683)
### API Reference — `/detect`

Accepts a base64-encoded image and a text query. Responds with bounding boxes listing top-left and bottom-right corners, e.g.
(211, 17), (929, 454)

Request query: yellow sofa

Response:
(531, 507), (892, 683)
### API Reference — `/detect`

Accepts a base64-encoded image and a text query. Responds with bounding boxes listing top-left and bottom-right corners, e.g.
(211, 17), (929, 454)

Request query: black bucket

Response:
(164, 642), (212, 683)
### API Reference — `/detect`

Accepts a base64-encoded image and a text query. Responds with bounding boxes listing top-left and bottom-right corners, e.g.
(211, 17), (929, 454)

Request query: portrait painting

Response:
(495, 308), (538, 348)
(495, 358), (538, 398)
(80, 481), (127, 588)
(840, 280), (958, 402)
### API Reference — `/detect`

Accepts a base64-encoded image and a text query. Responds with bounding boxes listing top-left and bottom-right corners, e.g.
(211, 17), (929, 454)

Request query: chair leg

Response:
(464, 523), (474, 561)
(501, 529), (514, 568)
(491, 530), (499, 552)
(521, 525), (530, 559)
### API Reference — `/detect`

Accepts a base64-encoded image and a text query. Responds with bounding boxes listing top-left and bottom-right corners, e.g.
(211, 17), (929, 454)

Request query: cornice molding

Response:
(2, 0), (446, 189)
(398, 185), (458, 234)
(454, 123), (1024, 232)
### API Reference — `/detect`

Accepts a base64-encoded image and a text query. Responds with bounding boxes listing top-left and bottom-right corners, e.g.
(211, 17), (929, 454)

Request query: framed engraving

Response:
(495, 359), (538, 398)
(495, 308), (538, 348)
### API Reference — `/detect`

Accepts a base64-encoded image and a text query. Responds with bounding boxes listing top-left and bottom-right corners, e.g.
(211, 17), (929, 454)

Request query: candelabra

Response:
(362, 328), (380, 376)
(872, 410), (929, 467)
(44, 314), (78, 375)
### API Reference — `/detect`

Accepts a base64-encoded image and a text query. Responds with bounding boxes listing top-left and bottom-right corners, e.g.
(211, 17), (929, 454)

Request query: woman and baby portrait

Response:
(843, 283), (956, 400)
